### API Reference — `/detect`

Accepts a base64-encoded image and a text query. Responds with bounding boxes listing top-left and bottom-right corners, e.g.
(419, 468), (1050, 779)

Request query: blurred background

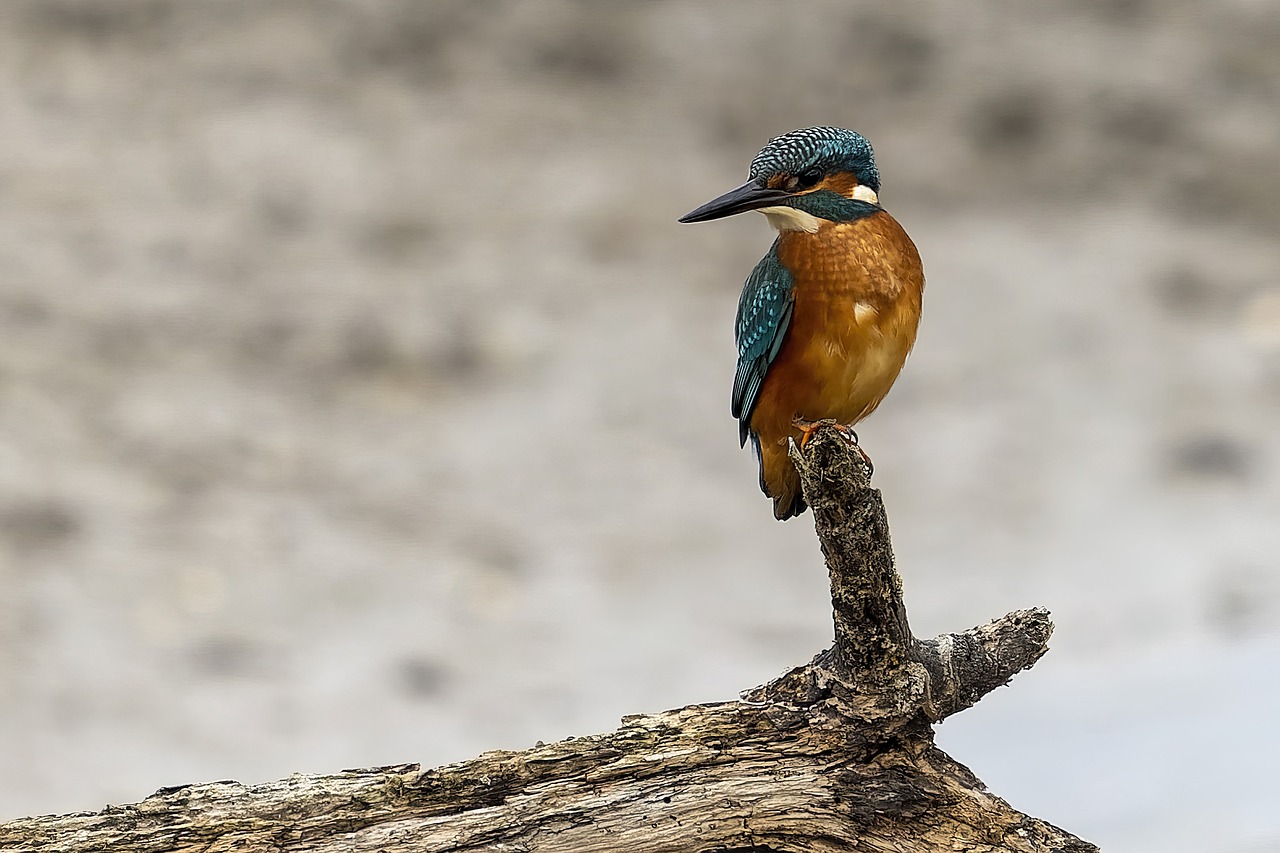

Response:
(1, 1), (1277, 850)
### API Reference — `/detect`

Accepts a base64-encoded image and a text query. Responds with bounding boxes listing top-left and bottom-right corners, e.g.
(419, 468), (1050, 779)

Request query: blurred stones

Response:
(1164, 433), (1252, 483)
(359, 214), (437, 264)
(335, 0), (492, 84)
(332, 0), (648, 87)
(335, 313), (484, 387)
(18, 0), (174, 46)
(256, 187), (312, 240)
(0, 293), (50, 327)
(1154, 267), (1219, 318)
(395, 655), (452, 699)
(968, 89), (1049, 156)
(1204, 565), (1277, 638)
(186, 635), (263, 678)
(1151, 268), (1280, 353)
(88, 315), (162, 367)
(451, 530), (526, 623)
(410, 318), (480, 384)
(0, 499), (80, 554)
(1096, 95), (1179, 150)
(578, 210), (648, 263)
(330, 308), (551, 391)
(529, 20), (631, 83)
(836, 14), (939, 96)
(337, 314), (406, 378)
(1210, 18), (1280, 99)
(1078, 0), (1155, 25)
(236, 318), (301, 368)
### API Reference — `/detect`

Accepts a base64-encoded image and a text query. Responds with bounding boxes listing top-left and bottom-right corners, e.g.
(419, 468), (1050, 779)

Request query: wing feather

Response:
(731, 242), (795, 446)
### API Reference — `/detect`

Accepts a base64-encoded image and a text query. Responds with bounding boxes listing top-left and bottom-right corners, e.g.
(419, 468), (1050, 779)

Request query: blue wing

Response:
(732, 241), (795, 447)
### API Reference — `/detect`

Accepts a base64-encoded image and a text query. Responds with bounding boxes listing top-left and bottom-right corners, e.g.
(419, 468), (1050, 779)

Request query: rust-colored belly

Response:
(749, 210), (924, 518)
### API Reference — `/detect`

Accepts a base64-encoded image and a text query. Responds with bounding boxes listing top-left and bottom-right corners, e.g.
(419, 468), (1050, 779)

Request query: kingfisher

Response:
(680, 127), (924, 520)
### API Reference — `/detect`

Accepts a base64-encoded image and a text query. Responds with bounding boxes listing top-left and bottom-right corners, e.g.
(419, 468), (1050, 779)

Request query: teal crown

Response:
(749, 126), (880, 192)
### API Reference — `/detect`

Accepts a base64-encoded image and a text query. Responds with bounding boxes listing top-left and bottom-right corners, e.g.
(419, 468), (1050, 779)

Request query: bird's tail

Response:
(773, 484), (807, 520)
(751, 433), (808, 520)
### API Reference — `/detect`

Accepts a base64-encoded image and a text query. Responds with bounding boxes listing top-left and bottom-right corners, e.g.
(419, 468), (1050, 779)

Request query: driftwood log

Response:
(0, 426), (1098, 852)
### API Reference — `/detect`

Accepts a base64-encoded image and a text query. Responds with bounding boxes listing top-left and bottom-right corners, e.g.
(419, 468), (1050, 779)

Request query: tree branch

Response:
(0, 426), (1096, 853)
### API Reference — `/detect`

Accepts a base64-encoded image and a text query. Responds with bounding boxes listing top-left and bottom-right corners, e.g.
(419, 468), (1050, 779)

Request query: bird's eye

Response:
(796, 168), (823, 189)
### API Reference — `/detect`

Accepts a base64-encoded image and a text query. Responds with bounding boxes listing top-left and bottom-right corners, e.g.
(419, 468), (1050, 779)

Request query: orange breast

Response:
(749, 210), (924, 516)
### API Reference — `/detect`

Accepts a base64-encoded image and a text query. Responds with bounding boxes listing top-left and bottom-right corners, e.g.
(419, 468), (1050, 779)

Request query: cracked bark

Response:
(0, 427), (1097, 853)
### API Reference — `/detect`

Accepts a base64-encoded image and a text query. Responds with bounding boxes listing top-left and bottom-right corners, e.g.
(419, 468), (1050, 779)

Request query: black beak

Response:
(678, 179), (794, 223)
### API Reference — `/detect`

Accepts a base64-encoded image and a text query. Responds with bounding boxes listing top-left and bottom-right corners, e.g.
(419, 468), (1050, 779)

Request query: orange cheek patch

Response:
(818, 171), (861, 196)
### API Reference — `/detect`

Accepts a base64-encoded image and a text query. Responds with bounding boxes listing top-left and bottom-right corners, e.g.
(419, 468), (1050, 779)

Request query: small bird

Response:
(680, 127), (924, 520)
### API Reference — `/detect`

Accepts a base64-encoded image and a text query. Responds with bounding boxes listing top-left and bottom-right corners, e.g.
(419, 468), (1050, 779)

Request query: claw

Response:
(791, 417), (874, 476)
(854, 442), (874, 477)
(791, 416), (839, 449)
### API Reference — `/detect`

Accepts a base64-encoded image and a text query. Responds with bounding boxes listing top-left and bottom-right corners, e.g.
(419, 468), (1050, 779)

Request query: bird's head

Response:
(679, 126), (881, 233)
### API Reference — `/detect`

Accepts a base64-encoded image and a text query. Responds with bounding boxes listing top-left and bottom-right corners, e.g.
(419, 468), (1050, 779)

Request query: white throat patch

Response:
(757, 206), (822, 233)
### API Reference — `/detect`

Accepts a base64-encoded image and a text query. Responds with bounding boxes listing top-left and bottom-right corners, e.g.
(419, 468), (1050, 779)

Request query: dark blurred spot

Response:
(360, 215), (437, 262)
(1213, 38), (1280, 99)
(1165, 433), (1251, 482)
(840, 18), (938, 95)
(0, 500), (80, 553)
(149, 238), (192, 272)
(1078, 0), (1154, 24)
(1205, 567), (1275, 637)
(238, 318), (300, 367)
(338, 315), (486, 385)
(1154, 268), (1218, 317)
(710, 113), (759, 154)
(969, 90), (1048, 154)
(342, 21), (447, 82)
(340, 316), (400, 376)
(158, 446), (228, 497)
(426, 318), (486, 383)
(1173, 172), (1226, 221)
(1207, 580), (1259, 636)
(875, 29), (938, 94)
(21, 0), (174, 45)
(89, 317), (161, 366)
(188, 636), (261, 678)
(1172, 158), (1280, 232)
(396, 656), (452, 699)
(523, 5), (642, 84)
(579, 213), (642, 263)
(0, 294), (50, 326)
(338, 1), (495, 84)
(531, 37), (627, 83)
(1097, 97), (1179, 149)
(464, 531), (525, 578)
(257, 189), (311, 239)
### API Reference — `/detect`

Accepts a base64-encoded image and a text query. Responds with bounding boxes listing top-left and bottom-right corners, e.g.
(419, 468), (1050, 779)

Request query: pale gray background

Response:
(1, 3), (1278, 851)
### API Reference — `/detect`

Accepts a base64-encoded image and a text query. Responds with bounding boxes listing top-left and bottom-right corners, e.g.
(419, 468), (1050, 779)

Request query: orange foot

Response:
(790, 417), (873, 474)
(788, 414), (860, 448)
(791, 416), (842, 449)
